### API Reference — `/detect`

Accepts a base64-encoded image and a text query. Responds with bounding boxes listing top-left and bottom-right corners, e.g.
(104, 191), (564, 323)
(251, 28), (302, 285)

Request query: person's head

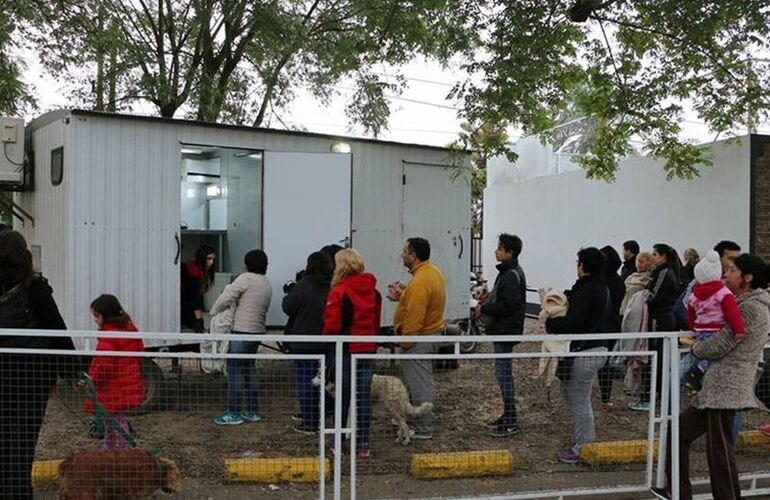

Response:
(724, 254), (770, 296)
(577, 247), (604, 278)
(332, 248), (366, 286)
(636, 251), (653, 273)
(0, 230), (33, 288)
(714, 240), (741, 275)
(305, 251), (333, 286)
(195, 245), (216, 271)
(90, 294), (131, 328)
(622, 240), (640, 261)
(652, 243), (683, 283)
(402, 237), (430, 270)
(600, 245), (622, 274)
(495, 233), (522, 263)
(694, 250), (722, 284)
(244, 249), (268, 275)
(683, 248), (700, 267)
(320, 244), (344, 271)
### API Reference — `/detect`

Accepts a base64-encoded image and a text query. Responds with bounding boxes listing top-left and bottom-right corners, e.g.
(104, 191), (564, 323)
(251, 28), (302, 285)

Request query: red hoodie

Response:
(84, 321), (146, 414)
(687, 281), (745, 337)
(323, 273), (382, 353)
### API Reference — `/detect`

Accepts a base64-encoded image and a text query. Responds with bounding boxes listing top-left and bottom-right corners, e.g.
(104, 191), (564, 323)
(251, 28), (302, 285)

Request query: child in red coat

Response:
(85, 294), (145, 450)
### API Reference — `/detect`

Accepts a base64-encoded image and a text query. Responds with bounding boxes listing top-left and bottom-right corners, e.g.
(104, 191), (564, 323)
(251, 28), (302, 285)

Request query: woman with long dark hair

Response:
(180, 245), (216, 333)
(0, 230), (74, 498)
(283, 251), (333, 433)
(630, 243), (683, 412)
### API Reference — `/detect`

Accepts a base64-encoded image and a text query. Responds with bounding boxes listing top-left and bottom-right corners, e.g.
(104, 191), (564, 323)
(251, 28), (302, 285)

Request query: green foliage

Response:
(456, 0), (770, 181)
(0, 0), (38, 114)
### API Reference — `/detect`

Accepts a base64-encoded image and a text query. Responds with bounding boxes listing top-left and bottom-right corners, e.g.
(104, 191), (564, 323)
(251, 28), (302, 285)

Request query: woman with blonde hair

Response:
(323, 249), (381, 458)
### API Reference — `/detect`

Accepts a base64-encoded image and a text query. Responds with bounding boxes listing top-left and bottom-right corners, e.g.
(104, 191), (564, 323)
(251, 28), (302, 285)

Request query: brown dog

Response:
(57, 449), (181, 500)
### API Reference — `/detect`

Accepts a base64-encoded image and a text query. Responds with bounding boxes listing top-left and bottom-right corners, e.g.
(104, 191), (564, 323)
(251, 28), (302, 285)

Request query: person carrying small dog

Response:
(84, 294), (145, 451)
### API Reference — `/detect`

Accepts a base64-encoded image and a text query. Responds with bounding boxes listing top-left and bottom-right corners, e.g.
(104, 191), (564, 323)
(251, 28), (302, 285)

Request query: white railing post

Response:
(670, 335), (681, 500)
(333, 340), (343, 500)
(350, 354), (358, 500)
(319, 354), (327, 500)
(655, 336), (669, 488)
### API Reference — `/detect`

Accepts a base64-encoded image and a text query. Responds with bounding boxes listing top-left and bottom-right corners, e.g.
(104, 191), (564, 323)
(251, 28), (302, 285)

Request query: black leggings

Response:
(598, 340), (618, 403)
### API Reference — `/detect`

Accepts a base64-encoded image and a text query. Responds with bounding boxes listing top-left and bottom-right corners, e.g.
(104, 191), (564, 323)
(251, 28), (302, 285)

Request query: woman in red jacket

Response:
(85, 294), (145, 450)
(323, 249), (381, 458)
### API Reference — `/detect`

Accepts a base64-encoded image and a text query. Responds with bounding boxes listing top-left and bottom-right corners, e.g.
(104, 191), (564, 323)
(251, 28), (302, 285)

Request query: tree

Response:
(453, 0), (770, 180)
(0, 0), (40, 114)
(27, 0), (475, 131)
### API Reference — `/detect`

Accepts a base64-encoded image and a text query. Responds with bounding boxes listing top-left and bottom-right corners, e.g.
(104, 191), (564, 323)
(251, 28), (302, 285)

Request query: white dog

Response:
(325, 374), (434, 445)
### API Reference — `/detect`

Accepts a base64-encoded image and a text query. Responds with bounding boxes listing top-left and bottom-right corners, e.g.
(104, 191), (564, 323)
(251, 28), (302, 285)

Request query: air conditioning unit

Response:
(0, 117), (25, 187)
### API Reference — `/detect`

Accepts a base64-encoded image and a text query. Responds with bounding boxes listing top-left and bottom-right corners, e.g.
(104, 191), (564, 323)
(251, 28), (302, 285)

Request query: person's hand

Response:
(387, 282), (405, 302)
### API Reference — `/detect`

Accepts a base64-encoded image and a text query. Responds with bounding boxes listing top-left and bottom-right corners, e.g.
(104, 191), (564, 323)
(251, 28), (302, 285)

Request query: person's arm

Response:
(88, 337), (117, 387)
(210, 277), (246, 317)
(282, 280), (304, 317)
(546, 287), (591, 334)
(481, 271), (522, 318)
(401, 283), (429, 334)
(647, 269), (675, 309)
(323, 287), (343, 334)
(28, 278), (66, 330)
(721, 294), (746, 336)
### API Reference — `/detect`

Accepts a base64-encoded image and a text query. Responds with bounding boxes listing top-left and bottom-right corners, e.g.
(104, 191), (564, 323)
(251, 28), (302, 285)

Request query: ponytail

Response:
(90, 294), (132, 328)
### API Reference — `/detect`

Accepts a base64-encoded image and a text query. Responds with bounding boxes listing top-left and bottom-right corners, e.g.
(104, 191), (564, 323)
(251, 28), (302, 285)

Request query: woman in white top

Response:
(210, 250), (272, 426)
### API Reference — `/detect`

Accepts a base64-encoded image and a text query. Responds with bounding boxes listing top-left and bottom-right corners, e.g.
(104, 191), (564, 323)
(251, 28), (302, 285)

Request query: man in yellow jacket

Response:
(389, 237), (446, 439)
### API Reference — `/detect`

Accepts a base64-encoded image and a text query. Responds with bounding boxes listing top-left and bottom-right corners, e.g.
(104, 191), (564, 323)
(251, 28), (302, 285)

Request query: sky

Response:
(21, 50), (770, 150)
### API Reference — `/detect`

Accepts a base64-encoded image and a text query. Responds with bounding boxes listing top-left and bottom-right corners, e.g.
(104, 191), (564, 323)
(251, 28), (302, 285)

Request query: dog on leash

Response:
(57, 448), (181, 500)
(326, 374), (434, 445)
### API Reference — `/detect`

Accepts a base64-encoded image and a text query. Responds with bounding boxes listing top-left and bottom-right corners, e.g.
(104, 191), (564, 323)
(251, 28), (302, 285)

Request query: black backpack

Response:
(0, 280), (45, 349)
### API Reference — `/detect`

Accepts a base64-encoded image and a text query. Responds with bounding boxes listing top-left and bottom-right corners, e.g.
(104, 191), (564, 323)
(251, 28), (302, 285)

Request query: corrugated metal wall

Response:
(32, 111), (470, 334)
(16, 119), (69, 319)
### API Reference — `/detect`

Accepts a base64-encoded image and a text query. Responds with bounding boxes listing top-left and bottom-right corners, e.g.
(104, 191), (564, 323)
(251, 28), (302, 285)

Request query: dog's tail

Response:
(405, 401), (434, 418)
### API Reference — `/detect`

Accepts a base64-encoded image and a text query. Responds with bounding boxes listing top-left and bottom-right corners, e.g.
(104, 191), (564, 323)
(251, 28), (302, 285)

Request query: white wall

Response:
(483, 137), (751, 293)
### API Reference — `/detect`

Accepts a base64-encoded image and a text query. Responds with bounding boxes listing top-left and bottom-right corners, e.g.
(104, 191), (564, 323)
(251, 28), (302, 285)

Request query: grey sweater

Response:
(692, 287), (770, 410)
(210, 273), (272, 334)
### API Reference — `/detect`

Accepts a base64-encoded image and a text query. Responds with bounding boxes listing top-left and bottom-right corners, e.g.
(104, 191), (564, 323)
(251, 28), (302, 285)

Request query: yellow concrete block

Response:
(31, 459), (63, 487)
(411, 450), (514, 479)
(224, 457), (330, 483)
(580, 440), (659, 466)
(738, 431), (770, 454)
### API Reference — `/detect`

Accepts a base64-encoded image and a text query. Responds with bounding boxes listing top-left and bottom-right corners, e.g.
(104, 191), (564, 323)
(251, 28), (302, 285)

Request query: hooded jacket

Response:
(545, 274), (610, 351)
(323, 273), (382, 353)
(85, 321), (145, 414)
(687, 281), (745, 335)
(481, 259), (526, 335)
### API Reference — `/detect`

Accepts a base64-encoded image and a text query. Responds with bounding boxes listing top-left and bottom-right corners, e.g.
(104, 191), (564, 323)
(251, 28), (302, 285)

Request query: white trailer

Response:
(1, 110), (471, 345)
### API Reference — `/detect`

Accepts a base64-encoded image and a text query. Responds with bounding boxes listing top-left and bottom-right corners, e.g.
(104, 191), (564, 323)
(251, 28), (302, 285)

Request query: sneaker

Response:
(292, 423), (319, 435)
(88, 420), (104, 439)
(291, 412), (303, 423)
(759, 423), (770, 437)
(214, 411), (245, 426)
(357, 445), (371, 459)
(600, 402), (615, 413)
(489, 423), (520, 437)
(649, 486), (672, 499)
(628, 401), (651, 412)
(241, 411), (262, 422)
(408, 428), (434, 440)
(485, 416), (503, 429)
(557, 448), (580, 464)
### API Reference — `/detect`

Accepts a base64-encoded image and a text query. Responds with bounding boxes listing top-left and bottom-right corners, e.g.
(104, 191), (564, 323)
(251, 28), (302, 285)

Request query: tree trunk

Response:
(94, 6), (105, 111)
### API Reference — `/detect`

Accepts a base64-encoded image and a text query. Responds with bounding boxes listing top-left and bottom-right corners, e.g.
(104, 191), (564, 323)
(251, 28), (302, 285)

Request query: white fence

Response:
(1, 330), (769, 499)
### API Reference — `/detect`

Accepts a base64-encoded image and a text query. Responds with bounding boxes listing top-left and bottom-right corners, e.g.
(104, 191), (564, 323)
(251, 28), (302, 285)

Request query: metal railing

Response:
(2, 329), (769, 499)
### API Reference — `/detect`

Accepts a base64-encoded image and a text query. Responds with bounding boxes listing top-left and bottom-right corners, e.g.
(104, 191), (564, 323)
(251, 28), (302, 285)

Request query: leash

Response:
(77, 372), (163, 467)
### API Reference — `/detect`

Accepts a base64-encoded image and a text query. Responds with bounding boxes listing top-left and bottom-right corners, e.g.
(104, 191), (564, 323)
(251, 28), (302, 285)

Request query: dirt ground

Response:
(33, 319), (770, 499)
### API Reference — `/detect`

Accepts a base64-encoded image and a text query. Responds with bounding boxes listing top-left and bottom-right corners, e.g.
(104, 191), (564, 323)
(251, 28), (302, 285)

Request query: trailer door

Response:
(262, 152), (352, 327)
(402, 161), (470, 322)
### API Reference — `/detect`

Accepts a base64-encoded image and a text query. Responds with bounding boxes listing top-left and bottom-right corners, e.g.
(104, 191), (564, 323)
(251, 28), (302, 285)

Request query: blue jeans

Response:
(226, 332), (260, 413)
(293, 358), (333, 429)
(493, 342), (518, 426)
(340, 354), (375, 451)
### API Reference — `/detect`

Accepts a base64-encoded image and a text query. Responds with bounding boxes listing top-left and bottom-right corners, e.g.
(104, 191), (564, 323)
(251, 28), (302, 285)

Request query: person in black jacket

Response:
(476, 234), (526, 437)
(620, 240), (640, 282)
(283, 251), (333, 433)
(546, 247), (610, 464)
(597, 245), (625, 412)
(0, 230), (75, 499)
(630, 243), (683, 412)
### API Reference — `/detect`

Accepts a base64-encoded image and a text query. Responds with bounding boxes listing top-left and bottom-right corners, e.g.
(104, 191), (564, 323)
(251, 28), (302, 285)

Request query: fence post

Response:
(319, 355), (327, 500)
(333, 340), (344, 500)
(655, 337), (670, 488)
(669, 335), (681, 500)
(350, 355), (358, 500)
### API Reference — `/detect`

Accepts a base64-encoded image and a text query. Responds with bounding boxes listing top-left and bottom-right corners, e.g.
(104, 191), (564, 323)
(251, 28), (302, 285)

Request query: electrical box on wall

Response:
(0, 117), (25, 186)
